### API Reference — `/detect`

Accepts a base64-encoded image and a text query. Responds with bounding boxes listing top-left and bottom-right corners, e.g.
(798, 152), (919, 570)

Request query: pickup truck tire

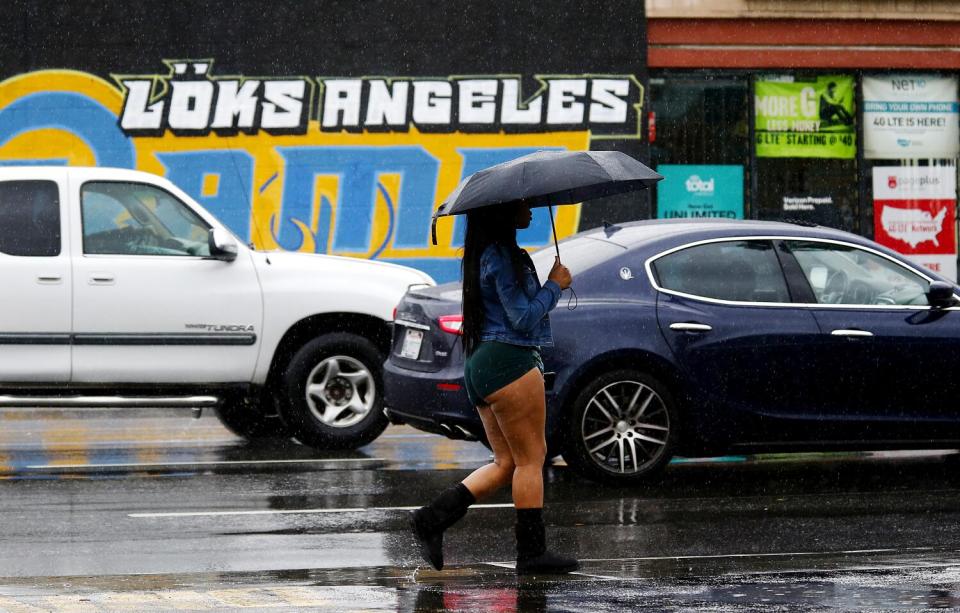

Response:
(279, 332), (388, 449)
(216, 394), (291, 440)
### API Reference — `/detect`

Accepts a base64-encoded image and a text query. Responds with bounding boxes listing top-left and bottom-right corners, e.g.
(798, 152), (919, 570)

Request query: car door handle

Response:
(36, 275), (62, 284)
(669, 323), (713, 332)
(831, 329), (874, 337)
(89, 274), (116, 285)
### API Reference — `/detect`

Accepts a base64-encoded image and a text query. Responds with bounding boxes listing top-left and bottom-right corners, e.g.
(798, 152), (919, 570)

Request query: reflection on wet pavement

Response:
(0, 407), (491, 479)
(4, 407), (960, 610)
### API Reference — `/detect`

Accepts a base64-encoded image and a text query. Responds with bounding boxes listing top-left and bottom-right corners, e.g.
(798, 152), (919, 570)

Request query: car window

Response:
(81, 182), (211, 257)
(0, 180), (61, 257)
(786, 240), (930, 306)
(652, 240), (790, 303)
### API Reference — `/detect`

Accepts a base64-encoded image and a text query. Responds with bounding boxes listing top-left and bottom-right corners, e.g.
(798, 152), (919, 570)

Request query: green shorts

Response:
(463, 341), (543, 407)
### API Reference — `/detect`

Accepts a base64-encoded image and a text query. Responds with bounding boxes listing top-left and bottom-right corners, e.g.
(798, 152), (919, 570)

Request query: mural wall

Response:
(0, 1), (648, 282)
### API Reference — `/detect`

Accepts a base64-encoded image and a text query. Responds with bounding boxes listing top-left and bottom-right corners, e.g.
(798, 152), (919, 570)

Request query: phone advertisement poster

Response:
(872, 166), (957, 281)
(656, 165), (744, 220)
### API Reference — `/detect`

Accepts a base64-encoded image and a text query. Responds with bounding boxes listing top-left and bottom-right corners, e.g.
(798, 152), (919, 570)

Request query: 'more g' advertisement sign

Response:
(873, 166), (957, 281)
(755, 75), (856, 159)
(0, 1), (648, 283)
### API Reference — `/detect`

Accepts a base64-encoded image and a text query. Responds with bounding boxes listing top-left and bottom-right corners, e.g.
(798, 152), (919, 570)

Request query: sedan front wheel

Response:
(564, 369), (678, 485)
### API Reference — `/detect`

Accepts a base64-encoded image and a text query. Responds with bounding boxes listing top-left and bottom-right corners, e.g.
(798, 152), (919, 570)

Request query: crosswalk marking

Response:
(0, 595), (46, 613)
(0, 587), (392, 611)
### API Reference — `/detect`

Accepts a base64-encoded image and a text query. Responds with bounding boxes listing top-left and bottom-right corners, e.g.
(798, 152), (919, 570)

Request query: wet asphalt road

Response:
(4, 410), (960, 610)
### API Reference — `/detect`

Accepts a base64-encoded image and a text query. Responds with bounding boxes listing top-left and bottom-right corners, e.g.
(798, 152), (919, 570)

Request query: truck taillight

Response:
(437, 314), (463, 335)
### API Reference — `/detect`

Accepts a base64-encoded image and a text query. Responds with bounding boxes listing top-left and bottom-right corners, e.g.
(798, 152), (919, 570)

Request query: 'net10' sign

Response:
(0, 61), (644, 283)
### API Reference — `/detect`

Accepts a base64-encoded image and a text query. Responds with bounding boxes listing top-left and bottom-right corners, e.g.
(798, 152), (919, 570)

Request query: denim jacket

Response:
(479, 244), (561, 347)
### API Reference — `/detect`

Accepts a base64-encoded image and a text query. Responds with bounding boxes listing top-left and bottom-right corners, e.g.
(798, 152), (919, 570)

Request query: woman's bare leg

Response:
(461, 406), (516, 500)
(485, 368), (547, 509)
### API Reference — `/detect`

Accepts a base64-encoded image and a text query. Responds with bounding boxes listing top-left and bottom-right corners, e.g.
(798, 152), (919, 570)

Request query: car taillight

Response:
(392, 306), (397, 321)
(437, 314), (463, 335)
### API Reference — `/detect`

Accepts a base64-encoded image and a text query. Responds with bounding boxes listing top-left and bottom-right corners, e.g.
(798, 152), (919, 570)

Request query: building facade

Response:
(647, 0), (960, 279)
(0, 1), (648, 284)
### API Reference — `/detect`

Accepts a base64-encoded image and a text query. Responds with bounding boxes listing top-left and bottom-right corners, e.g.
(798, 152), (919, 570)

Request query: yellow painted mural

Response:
(0, 62), (643, 282)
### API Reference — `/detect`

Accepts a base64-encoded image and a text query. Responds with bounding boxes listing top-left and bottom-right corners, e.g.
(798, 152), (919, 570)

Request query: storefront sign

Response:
(656, 165), (743, 219)
(755, 76), (856, 159)
(780, 195), (842, 227)
(873, 166), (957, 281)
(863, 75), (959, 160)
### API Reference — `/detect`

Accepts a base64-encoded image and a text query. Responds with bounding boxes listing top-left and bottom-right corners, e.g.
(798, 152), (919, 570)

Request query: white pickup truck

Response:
(0, 166), (434, 448)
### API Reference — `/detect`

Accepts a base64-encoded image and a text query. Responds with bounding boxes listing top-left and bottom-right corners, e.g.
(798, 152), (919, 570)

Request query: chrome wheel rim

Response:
(305, 355), (376, 428)
(581, 380), (670, 475)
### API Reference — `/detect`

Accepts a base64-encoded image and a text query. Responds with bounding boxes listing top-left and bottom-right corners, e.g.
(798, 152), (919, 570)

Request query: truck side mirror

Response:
(927, 280), (957, 309)
(208, 228), (238, 262)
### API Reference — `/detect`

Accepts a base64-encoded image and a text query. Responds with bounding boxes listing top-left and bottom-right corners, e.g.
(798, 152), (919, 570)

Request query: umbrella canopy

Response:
(435, 149), (662, 219)
(431, 150), (662, 249)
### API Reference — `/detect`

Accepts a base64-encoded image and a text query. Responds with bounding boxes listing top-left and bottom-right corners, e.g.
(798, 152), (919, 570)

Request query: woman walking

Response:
(411, 201), (578, 575)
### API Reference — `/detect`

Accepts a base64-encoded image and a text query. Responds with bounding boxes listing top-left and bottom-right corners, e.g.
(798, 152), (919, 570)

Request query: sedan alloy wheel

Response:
(566, 369), (678, 485)
(581, 380), (670, 475)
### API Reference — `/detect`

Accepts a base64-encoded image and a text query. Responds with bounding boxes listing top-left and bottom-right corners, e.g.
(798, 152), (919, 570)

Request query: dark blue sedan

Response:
(383, 219), (960, 485)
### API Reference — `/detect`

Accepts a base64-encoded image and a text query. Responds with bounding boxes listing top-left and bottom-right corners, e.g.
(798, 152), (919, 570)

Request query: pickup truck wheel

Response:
(216, 394), (290, 440)
(280, 332), (387, 449)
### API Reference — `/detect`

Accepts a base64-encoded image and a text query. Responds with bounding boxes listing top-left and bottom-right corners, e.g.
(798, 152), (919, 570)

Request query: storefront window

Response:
(753, 74), (858, 232)
(649, 70), (959, 281)
(754, 158), (858, 231)
(650, 74), (749, 220)
(860, 74), (959, 280)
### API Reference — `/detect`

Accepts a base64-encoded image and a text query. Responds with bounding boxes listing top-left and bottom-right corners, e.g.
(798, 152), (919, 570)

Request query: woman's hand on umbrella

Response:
(548, 257), (572, 290)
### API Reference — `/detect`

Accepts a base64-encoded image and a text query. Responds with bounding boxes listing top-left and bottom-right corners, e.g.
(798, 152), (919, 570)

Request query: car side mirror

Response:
(927, 281), (957, 309)
(208, 228), (238, 262)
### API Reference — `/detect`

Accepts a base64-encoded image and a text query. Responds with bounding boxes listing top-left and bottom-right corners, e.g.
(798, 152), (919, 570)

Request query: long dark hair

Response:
(461, 205), (529, 356)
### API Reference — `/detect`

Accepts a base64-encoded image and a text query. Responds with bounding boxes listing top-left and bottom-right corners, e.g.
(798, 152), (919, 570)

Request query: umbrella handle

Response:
(431, 213), (439, 246)
(548, 205), (561, 264)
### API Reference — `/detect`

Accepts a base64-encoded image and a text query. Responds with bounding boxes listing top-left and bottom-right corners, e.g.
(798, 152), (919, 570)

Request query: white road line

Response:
(377, 433), (437, 439)
(570, 571), (623, 580)
(26, 457), (385, 470)
(577, 548), (901, 563)
(130, 502), (515, 518)
(741, 560), (960, 577)
(483, 562), (620, 581)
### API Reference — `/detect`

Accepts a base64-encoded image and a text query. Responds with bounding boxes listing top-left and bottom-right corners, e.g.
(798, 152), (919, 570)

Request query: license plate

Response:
(400, 328), (424, 360)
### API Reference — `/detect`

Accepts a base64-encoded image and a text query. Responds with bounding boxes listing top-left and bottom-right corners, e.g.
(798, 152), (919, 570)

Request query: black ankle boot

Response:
(410, 483), (475, 570)
(515, 508), (579, 575)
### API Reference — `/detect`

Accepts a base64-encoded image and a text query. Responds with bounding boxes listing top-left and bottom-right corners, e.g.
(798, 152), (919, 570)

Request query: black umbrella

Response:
(431, 150), (662, 259)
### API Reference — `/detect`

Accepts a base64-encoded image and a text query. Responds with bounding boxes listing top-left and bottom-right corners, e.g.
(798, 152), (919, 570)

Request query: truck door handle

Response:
(89, 274), (115, 285)
(831, 329), (873, 337)
(669, 323), (713, 332)
(36, 275), (62, 284)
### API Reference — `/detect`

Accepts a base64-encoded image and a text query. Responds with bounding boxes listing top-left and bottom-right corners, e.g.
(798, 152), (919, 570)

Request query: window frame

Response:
(647, 238), (791, 305)
(79, 180), (212, 259)
(645, 235), (958, 311)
